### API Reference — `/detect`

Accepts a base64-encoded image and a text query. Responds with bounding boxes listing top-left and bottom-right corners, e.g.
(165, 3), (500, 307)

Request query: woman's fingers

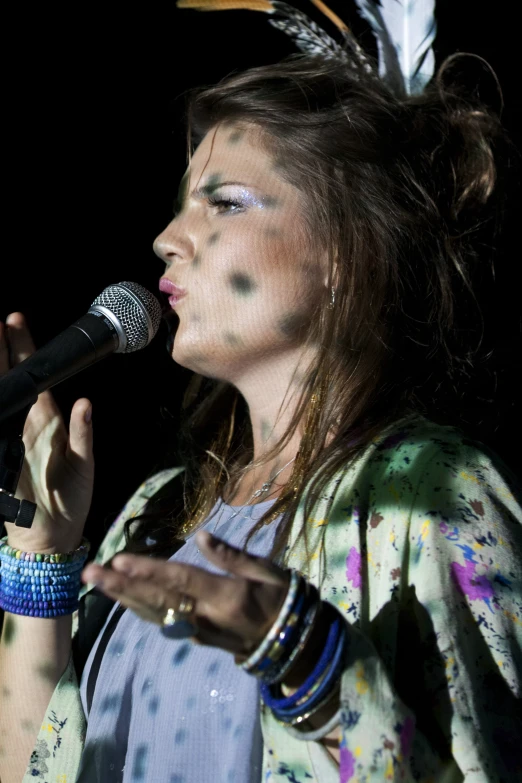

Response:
(4, 312), (37, 363)
(84, 549), (288, 649)
(83, 561), (251, 653)
(2, 313), (61, 422)
(196, 531), (289, 587)
(84, 564), (171, 624)
(66, 398), (94, 478)
(110, 535), (288, 589)
(94, 555), (228, 600)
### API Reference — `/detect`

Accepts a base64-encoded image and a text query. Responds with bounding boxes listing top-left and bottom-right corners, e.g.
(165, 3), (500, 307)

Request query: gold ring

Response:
(177, 595), (195, 615)
(160, 594), (198, 640)
(161, 594), (195, 627)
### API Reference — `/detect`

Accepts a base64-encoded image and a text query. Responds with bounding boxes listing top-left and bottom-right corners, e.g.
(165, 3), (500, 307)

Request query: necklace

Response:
(192, 455), (297, 547)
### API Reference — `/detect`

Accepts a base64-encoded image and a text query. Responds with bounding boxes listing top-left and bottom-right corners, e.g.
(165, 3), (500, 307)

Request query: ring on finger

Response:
(177, 595), (195, 615)
(160, 593), (197, 640)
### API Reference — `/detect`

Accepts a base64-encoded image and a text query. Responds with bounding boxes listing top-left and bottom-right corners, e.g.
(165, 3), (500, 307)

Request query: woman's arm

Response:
(266, 433), (522, 781)
(0, 612), (73, 783)
(277, 604), (342, 763)
(325, 440), (522, 782)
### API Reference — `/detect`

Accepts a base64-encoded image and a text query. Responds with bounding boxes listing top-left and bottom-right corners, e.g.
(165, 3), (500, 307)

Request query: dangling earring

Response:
(328, 287), (336, 310)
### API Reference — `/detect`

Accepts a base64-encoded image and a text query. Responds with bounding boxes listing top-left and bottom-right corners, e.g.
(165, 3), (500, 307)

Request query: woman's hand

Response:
(82, 533), (343, 761)
(81, 531), (290, 657)
(0, 314), (94, 554)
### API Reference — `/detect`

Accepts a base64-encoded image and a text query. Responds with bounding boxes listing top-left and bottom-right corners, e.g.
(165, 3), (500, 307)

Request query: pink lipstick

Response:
(159, 278), (187, 308)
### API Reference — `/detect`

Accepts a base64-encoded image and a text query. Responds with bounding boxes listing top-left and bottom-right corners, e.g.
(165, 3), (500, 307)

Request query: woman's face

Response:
(153, 123), (324, 381)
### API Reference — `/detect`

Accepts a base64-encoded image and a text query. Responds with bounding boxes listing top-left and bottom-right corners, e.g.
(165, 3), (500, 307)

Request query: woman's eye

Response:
(207, 196), (244, 214)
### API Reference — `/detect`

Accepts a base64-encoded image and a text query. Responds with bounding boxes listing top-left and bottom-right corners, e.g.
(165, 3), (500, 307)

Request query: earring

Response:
(328, 287), (336, 310)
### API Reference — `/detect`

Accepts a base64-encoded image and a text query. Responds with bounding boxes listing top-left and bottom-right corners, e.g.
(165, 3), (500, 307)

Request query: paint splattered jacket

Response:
(20, 415), (522, 782)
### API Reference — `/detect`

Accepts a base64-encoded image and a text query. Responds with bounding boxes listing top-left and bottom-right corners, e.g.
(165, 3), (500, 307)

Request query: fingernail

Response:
(112, 564), (131, 575)
(84, 406), (92, 424)
(112, 557), (132, 574)
(207, 534), (226, 552)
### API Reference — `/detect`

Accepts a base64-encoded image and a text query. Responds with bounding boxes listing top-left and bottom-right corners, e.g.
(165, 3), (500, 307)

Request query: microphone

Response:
(0, 281), (162, 426)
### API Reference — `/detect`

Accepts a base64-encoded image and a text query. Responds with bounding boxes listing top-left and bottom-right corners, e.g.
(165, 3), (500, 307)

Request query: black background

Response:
(1, 1), (521, 554)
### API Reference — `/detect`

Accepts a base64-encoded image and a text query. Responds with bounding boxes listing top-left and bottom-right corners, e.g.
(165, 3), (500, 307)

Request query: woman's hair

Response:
(123, 53), (512, 560)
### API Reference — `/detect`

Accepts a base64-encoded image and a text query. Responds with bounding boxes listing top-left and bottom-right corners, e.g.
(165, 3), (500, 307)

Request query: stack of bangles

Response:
(240, 570), (347, 729)
(0, 536), (91, 618)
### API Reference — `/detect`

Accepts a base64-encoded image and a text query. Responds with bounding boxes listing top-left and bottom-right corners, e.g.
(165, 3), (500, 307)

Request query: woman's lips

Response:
(159, 278), (187, 308)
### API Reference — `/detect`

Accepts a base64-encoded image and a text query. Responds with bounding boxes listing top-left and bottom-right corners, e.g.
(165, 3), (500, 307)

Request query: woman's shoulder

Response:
(324, 412), (521, 517)
(357, 412), (517, 482)
(289, 413), (522, 584)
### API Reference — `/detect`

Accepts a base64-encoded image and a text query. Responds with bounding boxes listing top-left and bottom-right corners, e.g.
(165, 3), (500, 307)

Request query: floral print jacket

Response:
(16, 414), (522, 782)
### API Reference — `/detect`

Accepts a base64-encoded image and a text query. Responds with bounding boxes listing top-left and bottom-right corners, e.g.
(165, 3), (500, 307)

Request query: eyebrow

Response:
(173, 179), (255, 215)
(191, 180), (251, 199)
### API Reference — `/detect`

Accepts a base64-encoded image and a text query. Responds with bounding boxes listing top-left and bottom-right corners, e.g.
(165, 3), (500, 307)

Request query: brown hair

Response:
(123, 53), (509, 560)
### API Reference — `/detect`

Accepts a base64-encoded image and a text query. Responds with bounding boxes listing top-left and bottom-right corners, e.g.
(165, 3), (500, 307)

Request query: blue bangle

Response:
(260, 611), (341, 711)
(270, 622), (347, 720)
(262, 597), (321, 686)
(254, 588), (309, 674)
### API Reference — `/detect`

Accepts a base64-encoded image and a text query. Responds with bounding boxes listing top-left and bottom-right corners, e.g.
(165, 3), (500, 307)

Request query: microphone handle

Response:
(0, 312), (119, 425)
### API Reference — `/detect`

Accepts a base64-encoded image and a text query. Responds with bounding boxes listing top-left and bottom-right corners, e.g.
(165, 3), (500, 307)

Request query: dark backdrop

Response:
(2, 1), (521, 554)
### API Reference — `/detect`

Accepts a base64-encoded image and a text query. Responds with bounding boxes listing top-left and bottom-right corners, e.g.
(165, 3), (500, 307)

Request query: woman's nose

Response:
(153, 219), (194, 266)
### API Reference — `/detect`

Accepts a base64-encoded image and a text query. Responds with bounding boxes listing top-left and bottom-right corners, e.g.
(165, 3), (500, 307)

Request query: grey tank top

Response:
(76, 496), (282, 783)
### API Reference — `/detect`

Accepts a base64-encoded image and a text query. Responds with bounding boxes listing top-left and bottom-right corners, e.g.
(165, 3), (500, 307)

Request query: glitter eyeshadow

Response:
(233, 188), (275, 210)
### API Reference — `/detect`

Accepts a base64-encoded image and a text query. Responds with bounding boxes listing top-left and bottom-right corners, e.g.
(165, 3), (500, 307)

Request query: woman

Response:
(1, 24), (521, 783)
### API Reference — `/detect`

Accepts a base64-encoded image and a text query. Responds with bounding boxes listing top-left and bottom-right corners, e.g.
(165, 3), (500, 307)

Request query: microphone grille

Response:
(90, 281), (162, 353)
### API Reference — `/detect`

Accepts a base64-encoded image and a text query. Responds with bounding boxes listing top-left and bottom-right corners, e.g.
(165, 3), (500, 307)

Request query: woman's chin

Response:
(169, 343), (222, 378)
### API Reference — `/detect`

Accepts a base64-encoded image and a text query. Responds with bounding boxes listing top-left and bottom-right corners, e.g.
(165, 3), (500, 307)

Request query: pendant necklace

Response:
(194, 455), (297, 549)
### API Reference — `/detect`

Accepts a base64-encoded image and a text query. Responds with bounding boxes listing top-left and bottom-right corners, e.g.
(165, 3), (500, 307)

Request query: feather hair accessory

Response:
(176, 0), (437, 96)
(354, 0), (437, 95)
(176, 0), (374, 73)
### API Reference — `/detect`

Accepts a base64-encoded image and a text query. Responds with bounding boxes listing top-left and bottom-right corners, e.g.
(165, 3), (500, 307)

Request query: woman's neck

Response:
(222, 453), (299, 507)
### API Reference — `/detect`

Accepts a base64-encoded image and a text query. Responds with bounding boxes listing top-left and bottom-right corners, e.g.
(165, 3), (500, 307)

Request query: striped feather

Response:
(176, 0), (374, 72)
(269, 2), (349, 61)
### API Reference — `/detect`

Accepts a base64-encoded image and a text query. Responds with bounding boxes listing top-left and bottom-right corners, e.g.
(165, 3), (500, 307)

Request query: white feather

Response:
(354, 0), (437, 95)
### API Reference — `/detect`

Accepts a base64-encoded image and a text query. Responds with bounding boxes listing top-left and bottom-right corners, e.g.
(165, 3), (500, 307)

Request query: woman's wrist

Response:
(275, 600), (342, 750)
(240, 574), (345, 731)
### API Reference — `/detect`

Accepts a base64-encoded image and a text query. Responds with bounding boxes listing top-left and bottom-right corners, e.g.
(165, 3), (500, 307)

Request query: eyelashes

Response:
(172, 197), (244, 219)
(206, 196), (244, 215)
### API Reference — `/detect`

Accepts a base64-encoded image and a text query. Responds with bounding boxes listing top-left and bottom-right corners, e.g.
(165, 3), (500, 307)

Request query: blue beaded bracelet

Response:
(0, 536), (90, 563)
(0, 602), (77, 618)
(0, 537), (90, 618)
(1, 584), (78, 599)
(0, 557), (85, 575)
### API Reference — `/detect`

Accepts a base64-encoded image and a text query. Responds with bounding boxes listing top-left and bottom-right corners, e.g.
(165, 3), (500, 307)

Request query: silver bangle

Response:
(263, 592), (321, 684)
(240, 570), (301, 672)
(283, 706), (342, 741)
